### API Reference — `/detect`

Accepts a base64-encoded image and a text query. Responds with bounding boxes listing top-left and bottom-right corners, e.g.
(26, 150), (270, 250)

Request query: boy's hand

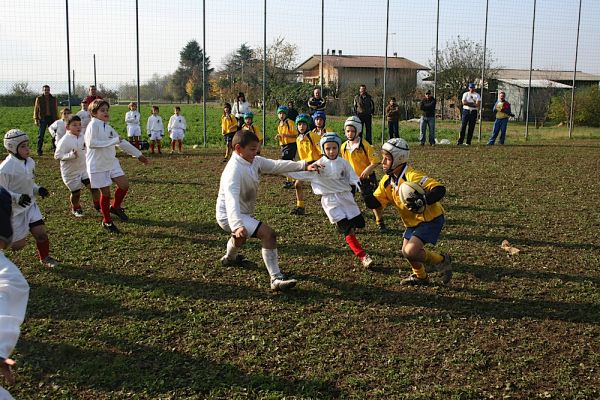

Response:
(0, 357), (16, 385)
(233, 227), (247, 238)
(138, 155), (149, 164)
(38, 187), (50, 198)
(307, 163), (322, 173)
(18, 194), (31, 207)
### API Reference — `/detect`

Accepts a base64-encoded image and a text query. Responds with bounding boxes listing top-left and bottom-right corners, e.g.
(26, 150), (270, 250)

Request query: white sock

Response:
(225, 237), (239, 260)
(261, 248), (281, 279)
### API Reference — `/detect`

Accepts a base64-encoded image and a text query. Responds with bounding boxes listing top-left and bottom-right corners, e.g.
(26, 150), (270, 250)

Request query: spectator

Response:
(419, 90), (437, 146)
(82, 85), (103, 108)
(353, 84), (375, 144)
(287, 101), (299, 122)
(385, 97), (400, 139)
(307, 88), (326, 116)
(232, 92), (251, 129)
(32, 85), (58, 156)
(457, 83), (481, 146)
(487, 91), (515, 145)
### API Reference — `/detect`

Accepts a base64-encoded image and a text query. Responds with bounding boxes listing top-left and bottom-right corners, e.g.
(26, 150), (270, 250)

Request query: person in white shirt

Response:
(286, 133), (374, 269)
(76, 101), (91, 134)
(231, 92), (251, 129)
(48, 108), (72, 149)
(216, 130), (321, 291)
(167, 106), (186, 154)
(0, 187), (30, 400)
(125, 102), (142, 150)
(85, 99), (148, 234)
(0, 130), (60, 268)
(54, 115), (101, 217)
(457, 83), (482, 146)
(146, 105), (164, 154)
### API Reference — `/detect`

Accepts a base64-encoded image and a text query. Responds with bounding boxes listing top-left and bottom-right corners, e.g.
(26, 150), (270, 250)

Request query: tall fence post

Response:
(569, 0), (583, 139)
(433, 0), (439, 100)
(320, 0), (324, 95)
(135, 0), (141, 109)
(65, 0), (72, 104)
(202, 0), (207, 147)
(525, 0), (537, 141)
(262, 0), (267, 146)
(478, 0), (489, 142)
(381, 0), (390, 145)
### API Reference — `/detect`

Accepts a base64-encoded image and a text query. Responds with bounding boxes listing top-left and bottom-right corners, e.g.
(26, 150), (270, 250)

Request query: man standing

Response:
(32, 85), (58, 156)
(457, 83), (481, 146)
(307, 88), (326, 116)
(82, 85), (102, 108)
(419, 90), (437, 146)
(487, 91), (515, 145)
(353, 84), (375, 144)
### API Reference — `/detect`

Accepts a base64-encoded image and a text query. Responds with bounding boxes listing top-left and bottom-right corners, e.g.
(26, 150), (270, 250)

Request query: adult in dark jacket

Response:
(82, 85), (103, 108)
(32, 85), (58, 156)
(307, 88), (326, 116)
(419, 90), (437, 146)
(353, 85), (375, 144)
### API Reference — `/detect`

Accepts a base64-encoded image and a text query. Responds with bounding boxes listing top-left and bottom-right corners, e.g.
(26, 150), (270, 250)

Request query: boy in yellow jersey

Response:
(311, 111), (327, 137)
(291, 114), (321, 215)
(341, 116), (388, 233)
(362, 138), (452, 286)
(241, 112), (263, 154)
(274, 106), (297, 189)
(221, 103), (238, 162)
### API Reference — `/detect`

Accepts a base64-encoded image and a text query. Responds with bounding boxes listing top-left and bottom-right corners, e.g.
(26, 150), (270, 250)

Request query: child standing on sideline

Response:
(147, 105), (164, 154)
(216, 130), (321, 291)
(274, 106), (297, 189)
(48, 108), (72, 148)
(341, 116), (388, 233)
(221, 103), (238, 162)
(241, 112), (263, 153)
(0, 129), (60, 268)
(85, 99), (149, 234)
(0, 187), (30, 399)
(311, 111), (328, 137)
(76, 101), (91, 134)
(125, 102), (142, 149)
(287, 133), (374, 269)
(291, 114), (321, 215)
(385, 97), (400, 139)
(54, 115), (101, 217)
(362, 138), (452, 286)
(167, 106), (186, 154)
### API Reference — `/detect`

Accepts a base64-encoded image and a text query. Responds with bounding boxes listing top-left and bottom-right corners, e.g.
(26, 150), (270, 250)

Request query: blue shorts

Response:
(281, 143), (297, 161)
(403, 215), (445, 245)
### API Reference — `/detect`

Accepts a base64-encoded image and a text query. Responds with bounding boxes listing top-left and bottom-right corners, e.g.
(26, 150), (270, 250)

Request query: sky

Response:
(0, 0), (598, 94)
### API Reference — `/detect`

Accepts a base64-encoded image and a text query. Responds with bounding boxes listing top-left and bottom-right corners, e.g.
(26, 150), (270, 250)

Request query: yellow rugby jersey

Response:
(340, 138), (379, 176)
(221, 114), (238, 135)
(277, 119), (297, 145)
(242, 123), (263, 142)
(373, 165), (445, 227)
(311, 127), (327, 137)
(296, 130), (322, 162)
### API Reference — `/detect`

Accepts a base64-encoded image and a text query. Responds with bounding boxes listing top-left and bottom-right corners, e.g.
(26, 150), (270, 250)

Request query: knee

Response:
(33, 231), (48, 242)
(402, 243), (419, 261)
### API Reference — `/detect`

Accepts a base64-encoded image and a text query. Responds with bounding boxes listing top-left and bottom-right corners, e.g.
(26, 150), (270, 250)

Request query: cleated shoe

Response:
(41, 256), (60, 268)
(109, 206), (129, 222)
(220, 254), (246, 267)
(102, 221), (121, 234)
(400, 273), (430, 286)
(361, 254), (374, 269)
(72, 208), (84, 217)
(437, 254), (453, 285)
(290, 207), (305, 215)
(270, 275), (297, 291)
(377, 222), (389, 233)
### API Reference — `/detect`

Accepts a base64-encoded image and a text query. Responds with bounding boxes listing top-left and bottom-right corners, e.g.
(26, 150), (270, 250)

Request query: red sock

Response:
(157, 143), (162, 153)
(150, 142), (155, 153)
(345, 234), (366, 259)
(112, 187), (128, 209)
(171, 141), (176, 151)
(134, 138), (140, 149)
(100, 194), (112, 223)
(36, 239), (50, 260)
(178, 141), (182, 152)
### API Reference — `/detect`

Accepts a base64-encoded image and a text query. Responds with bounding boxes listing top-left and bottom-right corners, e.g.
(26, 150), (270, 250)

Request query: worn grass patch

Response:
(3, 137), (600, 399)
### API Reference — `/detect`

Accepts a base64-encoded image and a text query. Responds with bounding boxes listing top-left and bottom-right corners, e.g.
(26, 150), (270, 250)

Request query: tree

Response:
(10, 82), (34, 96)
(170, 40), (213, 102)
(429, 36), (499, 115)
(255, 36), (299, 86)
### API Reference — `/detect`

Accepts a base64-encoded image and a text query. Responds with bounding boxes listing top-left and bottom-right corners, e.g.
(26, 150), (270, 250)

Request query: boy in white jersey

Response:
(147, 105), (164, 154)
(0, 130), (60, 268)
(76, 101), (91, 133)
(48, 108), (72, 148)
(167, 106), (186, 154)
(125, 102), (142, 150)
(0, 187), (30, 399)
(85, 99), (148, 234)
(54, 115), (101, 217)
(216, 130), (321, 291)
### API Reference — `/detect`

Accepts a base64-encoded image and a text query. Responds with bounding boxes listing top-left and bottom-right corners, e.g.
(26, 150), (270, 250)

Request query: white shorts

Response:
(62, 170), (90, 192)
(149, 130), (163, 141)
(170, 128), (185, 141)
(217, 214), (261, 237)
(127, 125), (141, 137)
(12, 202), (44, 242)
(89, 163), (125, 189)
(321, 192), (361, 224)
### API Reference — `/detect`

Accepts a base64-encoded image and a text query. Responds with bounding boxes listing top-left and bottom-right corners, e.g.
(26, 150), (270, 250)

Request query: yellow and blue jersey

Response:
(340, 139), (379, 176)
(277, 119), (296, 145)
(296, 130), (321, 162)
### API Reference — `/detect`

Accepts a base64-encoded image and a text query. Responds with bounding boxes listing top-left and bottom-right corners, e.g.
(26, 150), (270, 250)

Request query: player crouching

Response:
(361, 138), (452, 285)
(0, 129), (60, 268)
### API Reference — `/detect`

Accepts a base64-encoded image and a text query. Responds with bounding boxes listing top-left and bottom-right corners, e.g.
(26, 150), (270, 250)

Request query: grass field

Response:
(1, 106), (600, 399)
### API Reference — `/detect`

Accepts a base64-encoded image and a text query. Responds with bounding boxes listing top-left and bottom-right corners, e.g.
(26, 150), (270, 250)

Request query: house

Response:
(492, 68), (600, 88)
(296, 53), (428, 95)
(497, 79), (571, 122)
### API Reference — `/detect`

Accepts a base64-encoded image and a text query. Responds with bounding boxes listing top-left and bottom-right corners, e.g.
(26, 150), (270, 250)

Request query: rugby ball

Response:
(399, 181), (426, 213)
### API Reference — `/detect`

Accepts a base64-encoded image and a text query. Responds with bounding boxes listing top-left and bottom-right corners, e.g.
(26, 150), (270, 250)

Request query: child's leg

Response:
(225, 235), (246, 260)
(111, 175), (130, 209)
(171, 140), (176, 152)
(98, 186), (112, 223)
(70, 189), (82, 210)
(178, 140), (182, 152)
(254, 223), (283, 278)
(89, 186), (101, 210)
(30, 223), (50, 261)
(373, 207), (384, 226)
(150, 140), (155, 153)
(294, 180), (304, 209)
(402, 236), (445, 278)
(342, 226), (366, 259)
